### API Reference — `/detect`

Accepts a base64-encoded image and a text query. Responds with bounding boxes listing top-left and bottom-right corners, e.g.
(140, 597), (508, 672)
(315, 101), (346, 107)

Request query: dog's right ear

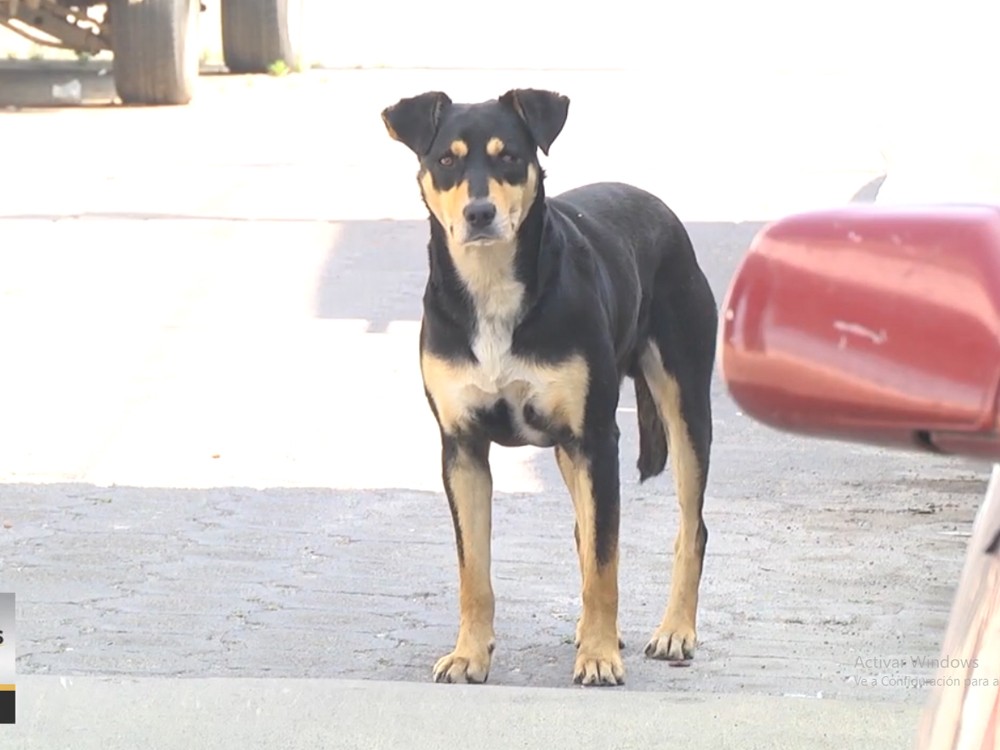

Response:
(381, 91), (452, 156)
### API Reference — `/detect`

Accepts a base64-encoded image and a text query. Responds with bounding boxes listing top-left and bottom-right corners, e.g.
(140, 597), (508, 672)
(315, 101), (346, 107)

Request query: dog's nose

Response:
(463, 200), (497, 229)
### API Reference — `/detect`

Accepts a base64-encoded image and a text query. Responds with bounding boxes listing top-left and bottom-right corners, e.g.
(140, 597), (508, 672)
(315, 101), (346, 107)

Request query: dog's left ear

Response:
(381, 91), (453, 156)
(500, 88), (570, 156)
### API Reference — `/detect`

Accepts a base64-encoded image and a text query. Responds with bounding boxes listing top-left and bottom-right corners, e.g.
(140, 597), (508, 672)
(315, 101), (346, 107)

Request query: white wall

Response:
(302, 0), (995, 78)
(302, 0), (1000, 166)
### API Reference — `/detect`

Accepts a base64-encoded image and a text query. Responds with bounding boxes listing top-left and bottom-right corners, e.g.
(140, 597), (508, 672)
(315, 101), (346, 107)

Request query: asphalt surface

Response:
(0, 65), (993, 746)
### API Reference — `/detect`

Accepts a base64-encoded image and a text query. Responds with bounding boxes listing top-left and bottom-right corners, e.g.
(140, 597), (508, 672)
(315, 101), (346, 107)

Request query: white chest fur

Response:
(450, 243), (545, 444)
(466, 329), (555, 447)
(471, 298), (522, 389)
(454, 241), (525, 391)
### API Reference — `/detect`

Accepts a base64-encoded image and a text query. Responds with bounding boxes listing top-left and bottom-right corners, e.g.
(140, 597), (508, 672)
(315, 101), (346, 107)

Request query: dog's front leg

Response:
(557, 424), (625, 686)
(433, 433), (495, 684)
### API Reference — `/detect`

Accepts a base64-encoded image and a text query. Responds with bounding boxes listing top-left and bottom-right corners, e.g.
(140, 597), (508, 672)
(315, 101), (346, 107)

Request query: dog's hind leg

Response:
(638, 261), (717, 661)
(432, 434), (496, 683)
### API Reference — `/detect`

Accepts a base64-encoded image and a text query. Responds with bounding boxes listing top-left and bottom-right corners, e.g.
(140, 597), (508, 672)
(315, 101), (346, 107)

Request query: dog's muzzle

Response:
(462, 199), (502, 242)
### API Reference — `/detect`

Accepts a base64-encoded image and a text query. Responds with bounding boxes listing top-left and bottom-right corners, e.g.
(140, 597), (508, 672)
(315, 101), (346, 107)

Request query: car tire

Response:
(110, 0), (200, 106)
(221, 0), (303, 74)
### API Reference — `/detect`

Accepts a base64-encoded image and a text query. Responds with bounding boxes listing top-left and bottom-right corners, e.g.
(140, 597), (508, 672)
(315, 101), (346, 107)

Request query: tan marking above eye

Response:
(450, 140), (469, 157)
(486, 137), (505, 157)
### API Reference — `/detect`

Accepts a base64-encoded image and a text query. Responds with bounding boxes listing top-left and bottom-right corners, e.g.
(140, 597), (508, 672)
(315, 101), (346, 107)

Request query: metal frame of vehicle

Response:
(0, 0), (304, 105)
(0, 0), (110, 56)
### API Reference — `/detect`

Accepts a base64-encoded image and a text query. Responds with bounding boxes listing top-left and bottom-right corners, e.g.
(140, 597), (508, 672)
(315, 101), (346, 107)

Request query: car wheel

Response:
(111, 0), (200, 105)
(221, 0), (304, 74)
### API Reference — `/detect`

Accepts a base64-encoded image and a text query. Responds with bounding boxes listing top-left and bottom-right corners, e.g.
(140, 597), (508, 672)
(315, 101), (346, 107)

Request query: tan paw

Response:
(573, 642), (625, 686)
(432, 640), (494, 684)
(644, 618), (697, 662)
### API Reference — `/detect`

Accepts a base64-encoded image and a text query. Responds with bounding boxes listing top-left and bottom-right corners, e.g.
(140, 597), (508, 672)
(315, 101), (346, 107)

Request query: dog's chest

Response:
(424, 247), (584, 447)
(423, 317), (585, 448)
(464, 265), (529, 394)
(465, 348), (556, 447)
(461, 295), (556, 447)
(471, 313), (519, 388)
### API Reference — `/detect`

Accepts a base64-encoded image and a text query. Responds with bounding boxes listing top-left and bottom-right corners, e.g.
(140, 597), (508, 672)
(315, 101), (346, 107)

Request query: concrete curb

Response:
(6, 675), (921, 749)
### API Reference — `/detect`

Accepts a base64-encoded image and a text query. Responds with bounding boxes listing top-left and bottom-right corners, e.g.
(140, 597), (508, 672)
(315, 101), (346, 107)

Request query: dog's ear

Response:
(500, 88), (570, 156)
(381, 91), (452, 156)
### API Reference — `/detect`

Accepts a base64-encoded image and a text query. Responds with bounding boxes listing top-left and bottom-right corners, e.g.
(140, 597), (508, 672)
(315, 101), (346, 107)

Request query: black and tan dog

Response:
(381, 88), (718, 687)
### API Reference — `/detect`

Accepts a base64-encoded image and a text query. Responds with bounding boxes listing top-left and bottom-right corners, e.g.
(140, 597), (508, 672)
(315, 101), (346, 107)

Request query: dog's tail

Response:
(634, 373), (668, 482)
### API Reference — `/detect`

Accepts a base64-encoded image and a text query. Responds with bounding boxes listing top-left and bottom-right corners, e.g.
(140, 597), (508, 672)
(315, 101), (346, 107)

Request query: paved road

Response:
(0, 66), (992, 745)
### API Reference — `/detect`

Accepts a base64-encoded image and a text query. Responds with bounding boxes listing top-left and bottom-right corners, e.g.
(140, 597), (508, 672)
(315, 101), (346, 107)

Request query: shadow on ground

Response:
(0, 60), (246, 108)
(311, 170), (888, 326)
(312, 220), (768, 330)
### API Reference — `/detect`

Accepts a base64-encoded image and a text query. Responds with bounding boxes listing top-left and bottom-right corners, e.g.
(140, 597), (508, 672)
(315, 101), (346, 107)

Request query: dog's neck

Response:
(448, 239), (523, 321)
(425, 184), (548, 332)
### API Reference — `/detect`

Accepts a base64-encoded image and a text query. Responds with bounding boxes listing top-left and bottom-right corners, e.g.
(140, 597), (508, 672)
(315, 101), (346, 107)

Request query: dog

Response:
(381, 88), (718, 687)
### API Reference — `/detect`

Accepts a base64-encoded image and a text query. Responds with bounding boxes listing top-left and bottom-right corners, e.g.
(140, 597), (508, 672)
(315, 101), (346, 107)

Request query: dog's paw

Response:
(432, 640), (494, 684)
(573, 641), (625, 686)
(644, 619), (697, 662)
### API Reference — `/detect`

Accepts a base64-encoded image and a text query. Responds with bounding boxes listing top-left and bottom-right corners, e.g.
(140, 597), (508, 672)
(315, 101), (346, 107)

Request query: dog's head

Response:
(381, 89), (570, 247)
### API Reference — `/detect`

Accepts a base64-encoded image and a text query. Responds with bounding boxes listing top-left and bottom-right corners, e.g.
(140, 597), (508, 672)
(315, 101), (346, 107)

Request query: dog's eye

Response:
(500, 153), (519, 164)
(438, 155), (456, 167)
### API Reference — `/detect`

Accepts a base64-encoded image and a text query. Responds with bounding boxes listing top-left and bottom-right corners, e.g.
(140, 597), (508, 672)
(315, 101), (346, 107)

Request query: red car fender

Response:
(718, 204), (1000, 459)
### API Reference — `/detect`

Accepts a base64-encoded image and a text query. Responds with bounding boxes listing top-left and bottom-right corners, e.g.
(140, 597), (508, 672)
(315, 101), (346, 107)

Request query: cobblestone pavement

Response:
(0, 68), (990, 705)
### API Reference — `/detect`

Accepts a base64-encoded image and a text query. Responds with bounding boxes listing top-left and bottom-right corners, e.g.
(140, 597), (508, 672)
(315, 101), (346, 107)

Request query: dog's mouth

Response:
(465, 228), (502, 243)
(452, 223), (511, 246)
(453, 213), (523, 246)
